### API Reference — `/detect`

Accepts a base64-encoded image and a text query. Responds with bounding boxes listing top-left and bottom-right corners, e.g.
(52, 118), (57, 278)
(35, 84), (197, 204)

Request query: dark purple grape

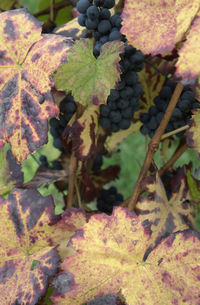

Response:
(85, 17), (98, 30)
(76, 0), (91, 13)
(78, 14), (87, 26)
(97, 20), (111, 34)
(99, 8), (111, 19)
(86, 5), (100, 20)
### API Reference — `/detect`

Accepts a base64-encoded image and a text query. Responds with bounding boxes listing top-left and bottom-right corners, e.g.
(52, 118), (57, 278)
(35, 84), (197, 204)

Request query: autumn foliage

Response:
(0, 1), (200, 305)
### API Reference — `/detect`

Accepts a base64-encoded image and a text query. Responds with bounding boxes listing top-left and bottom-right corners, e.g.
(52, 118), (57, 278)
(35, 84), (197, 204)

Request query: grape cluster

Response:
(76, 0), (144, 133)
(99, 43), (144, 132)
(97, 186), (123, 213)
(49, 94), (77, 152)
(140, 79), (200, 138)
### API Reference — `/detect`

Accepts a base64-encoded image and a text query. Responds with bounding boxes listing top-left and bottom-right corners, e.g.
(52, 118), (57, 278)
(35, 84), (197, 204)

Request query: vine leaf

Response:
(23, 167), (69, 189)
(49, 208), (87, 261)
(175, 16), (200, 83)
(0, 149), (23, 195)
(0, 188), (59, 305)
(186, 109), (200, 153)
(121, 0), (200, 56)
(53, 17), (88, 40)
(54, 39), (124, 106)
(137, 61), (166, 116)
(0, 9), (73, 162)
(0, 0), (14, 10)
(187, 170), (200, 202)
(105, 121), (141, 152)
(71, 105), (99, 159)
(51, 207), (200, 305)
(136, 172), (196, 254)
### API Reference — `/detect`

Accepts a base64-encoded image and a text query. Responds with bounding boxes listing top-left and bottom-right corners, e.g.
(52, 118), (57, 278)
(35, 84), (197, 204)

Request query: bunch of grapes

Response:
(76, 0), (144, 133)
(49, 94), (77, 152)
(99, 43), (144, 132)
(97, 186), (123, 213)
(140, 79), (200, 138)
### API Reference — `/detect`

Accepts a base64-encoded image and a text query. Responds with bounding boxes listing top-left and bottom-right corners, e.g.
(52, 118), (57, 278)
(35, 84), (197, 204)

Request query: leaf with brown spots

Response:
(136, 170), (196, 254)
(49, 208), (87, 261)
(0, 9), (73, 162)
(136, 60), (171, 118)
(121, 0), (200, 56)
(71, 105), (99, 159)
(0, 188), (59, 305)
(53, 17), (88, 40)
(54, 39), (124, 106)
(0, 149), (23, 195)
(175, 16), (200, 83)
(51, 207), (200, 305)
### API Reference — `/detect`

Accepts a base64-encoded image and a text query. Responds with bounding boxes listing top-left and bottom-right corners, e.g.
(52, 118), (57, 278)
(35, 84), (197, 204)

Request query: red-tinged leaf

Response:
(23, 167), (69, 189)
(137, 61), (166, 116)
(136, 172), (196, 253)
(53, 17), (88, 40)
(83, 165), (120, 203)
(186, 109), (200, 153)
(54, 39), (124, 106)
(0, 9), (73, 162)
(105, 121), (142, 152)
(49, 208), (87, 260)
(71, 105), (99, 159)
(51, 207), (200, 305)
(175, 16), (200, 83)
(121, 0), (200, 56)
(0, 149), (23, 195)
(0, 188), (60, 305)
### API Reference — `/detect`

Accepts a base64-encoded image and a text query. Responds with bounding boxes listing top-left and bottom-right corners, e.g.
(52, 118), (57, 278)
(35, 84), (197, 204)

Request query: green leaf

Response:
(187, 170), (200, 201)
(54, 38), (124, 106)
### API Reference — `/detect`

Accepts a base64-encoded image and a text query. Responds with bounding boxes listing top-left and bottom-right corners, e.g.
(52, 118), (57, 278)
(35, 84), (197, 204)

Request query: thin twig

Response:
(34, 0), (72, 17)
(50, 0), (55, 22)
(75, 178), (82, 208)
(161, 125), (189, 141)
(159, 139), (187, 177)
(128, 82), (184, 211)
(144, 58), (167, 77)
(67, 152), (77, 209)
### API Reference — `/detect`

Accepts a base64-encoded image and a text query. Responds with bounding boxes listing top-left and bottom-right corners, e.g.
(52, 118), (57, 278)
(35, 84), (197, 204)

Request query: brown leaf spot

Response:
(4, 19), (17, 40)
(53, 272), (75, 294)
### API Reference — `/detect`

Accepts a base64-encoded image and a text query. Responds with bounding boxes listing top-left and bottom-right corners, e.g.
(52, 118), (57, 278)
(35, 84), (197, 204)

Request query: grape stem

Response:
(67, 151), (77, 209)
(50, 0), (55, 22)
(161, 125), (189, 140)
(144, 58), (168, 77)
(128, 82), (184, 211)
(158, 138), (187, 177)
